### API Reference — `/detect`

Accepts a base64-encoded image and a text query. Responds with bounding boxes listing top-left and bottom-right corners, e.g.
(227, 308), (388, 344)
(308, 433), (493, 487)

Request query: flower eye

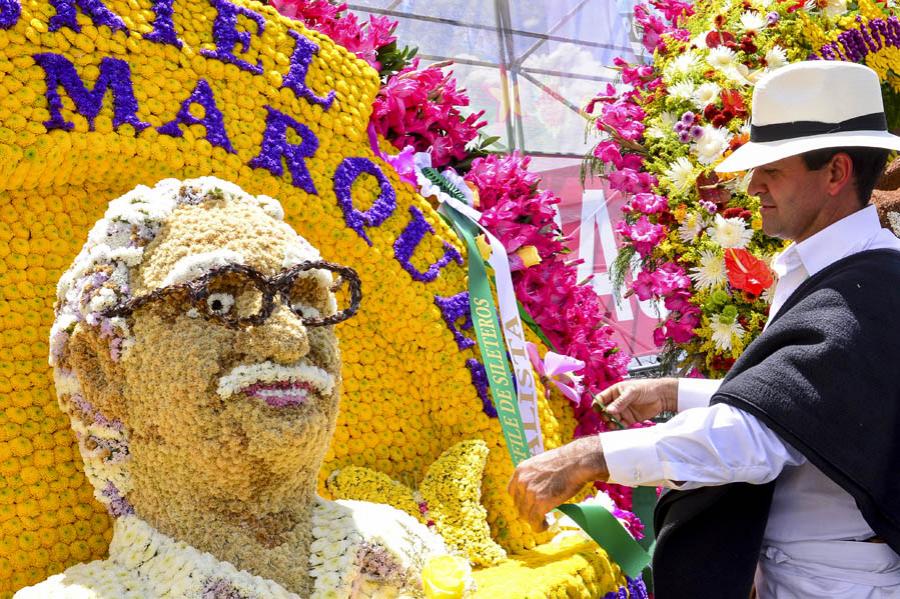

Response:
(206, 292), (235, 316)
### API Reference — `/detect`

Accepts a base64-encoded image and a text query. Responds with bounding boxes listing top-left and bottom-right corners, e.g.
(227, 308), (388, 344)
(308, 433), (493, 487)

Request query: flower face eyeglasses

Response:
(100, 261), (362, 329)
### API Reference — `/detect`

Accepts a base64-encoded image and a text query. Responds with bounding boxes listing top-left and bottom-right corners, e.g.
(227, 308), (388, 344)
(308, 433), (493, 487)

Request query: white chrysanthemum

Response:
(753, 0), (773, 8)
(689, 250), (727, 290)
(740, 11), (767, 32)
(669, 80), (696, 100)
(710, 314), (745, 351)
(678, 213), (706, 243)
(710, 214), (754, 249)
(693, 82), (721, 108)
(667, 51), (700, 79)
(693, 125), (732, 165)
(823, 0), (848, 17)
(765, 45), (788, 70)
(707, 46), (737, 70)
(665, 156), (696, 193)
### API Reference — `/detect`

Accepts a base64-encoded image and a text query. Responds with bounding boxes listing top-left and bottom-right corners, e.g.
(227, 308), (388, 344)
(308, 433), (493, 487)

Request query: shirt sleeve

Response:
(600, 403), (807, 489)
(677, 377), (723, 412)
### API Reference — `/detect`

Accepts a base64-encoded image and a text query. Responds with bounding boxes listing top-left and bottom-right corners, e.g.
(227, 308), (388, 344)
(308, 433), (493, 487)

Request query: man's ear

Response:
(826, 152), (855, 197)
(64, 326), (127, 421)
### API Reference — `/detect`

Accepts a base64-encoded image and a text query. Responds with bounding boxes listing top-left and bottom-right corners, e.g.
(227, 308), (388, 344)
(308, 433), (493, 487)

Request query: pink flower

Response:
(626, 192), (668, 214)
(372, 60), (486, 168)
(633, 271), (656, 301)
(651, 262), (690, 295)
(526, 343), (585, 404)
(615, 216), (665, 257)
(650, 0), (695, 25)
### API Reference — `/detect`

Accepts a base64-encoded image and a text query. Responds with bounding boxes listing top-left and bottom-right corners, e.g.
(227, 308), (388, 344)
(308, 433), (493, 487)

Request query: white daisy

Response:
(740, 11), (767, 33)
(664, 156), (695, 193)
(689, 250), (727, 289)
(823, 0), (848, 17)
(710, 314), (745, 351)
(710, 214), (754, 249)
(678, 212), (706, 243)
(693, 125), (732, 165)
(707, 46), (737, 71)
(693, 82), (721, 108)
(669, 80), (696, 100)
(765, 45), (788, 70)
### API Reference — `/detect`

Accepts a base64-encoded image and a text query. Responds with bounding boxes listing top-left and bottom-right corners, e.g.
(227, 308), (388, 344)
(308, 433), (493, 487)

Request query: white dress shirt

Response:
(601, 206), (900, 597)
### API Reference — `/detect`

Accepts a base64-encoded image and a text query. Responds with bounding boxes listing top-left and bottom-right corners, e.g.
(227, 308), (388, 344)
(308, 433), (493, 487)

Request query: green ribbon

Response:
(429, 168), (654, 582)
(440, 200), (532, 465)
(556, 503), (651, 579)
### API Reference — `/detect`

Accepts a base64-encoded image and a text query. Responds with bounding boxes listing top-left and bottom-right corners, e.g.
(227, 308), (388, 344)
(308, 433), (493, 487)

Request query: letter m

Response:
(34, 53), (149, 133)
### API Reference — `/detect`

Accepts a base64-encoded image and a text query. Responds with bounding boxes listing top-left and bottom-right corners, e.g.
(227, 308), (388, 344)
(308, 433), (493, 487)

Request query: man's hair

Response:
(799, 147), (891, 206)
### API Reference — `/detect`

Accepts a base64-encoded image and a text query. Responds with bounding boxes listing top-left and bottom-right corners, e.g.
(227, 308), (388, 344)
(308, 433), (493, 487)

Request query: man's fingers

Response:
(606, 388), (635, 414)
(594, 383), (622, 407)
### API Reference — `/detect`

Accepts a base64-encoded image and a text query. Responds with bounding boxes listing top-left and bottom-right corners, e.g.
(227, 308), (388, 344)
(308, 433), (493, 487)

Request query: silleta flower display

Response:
(0, 0), (645, 595)
(587, 0), (900, 377)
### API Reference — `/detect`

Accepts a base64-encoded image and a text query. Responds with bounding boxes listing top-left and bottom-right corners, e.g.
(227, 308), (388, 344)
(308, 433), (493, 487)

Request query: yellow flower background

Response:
(0, 0), (628, 596)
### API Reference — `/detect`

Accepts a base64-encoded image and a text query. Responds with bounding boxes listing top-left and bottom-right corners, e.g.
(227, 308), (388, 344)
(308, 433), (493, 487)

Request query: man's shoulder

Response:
(13, 560), (147, 598)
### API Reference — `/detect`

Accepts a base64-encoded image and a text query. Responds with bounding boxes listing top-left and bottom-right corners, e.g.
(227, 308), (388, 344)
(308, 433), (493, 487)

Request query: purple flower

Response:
(678, 131), (691, 143)
(700, 199), (718, 214)
(767, 11), (779, 26)
(680, 111), (695, 125)
(690, 125), (703, 139)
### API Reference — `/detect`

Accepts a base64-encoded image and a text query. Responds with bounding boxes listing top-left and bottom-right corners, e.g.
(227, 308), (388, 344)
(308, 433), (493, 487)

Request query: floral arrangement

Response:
(274, 0), (634, 509)
(17, 500), (452, 599)
(588, 0), (900, 377)
(328, 439), (507, 567)
(0, 0), (642, 597)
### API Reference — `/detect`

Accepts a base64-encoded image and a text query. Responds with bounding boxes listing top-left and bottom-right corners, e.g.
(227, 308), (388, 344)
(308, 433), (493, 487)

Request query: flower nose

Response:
(234, 303), (309, 364)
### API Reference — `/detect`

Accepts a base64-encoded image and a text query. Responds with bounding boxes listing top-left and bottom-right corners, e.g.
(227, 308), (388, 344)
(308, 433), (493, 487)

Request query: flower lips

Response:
(217, 361), (335, 408)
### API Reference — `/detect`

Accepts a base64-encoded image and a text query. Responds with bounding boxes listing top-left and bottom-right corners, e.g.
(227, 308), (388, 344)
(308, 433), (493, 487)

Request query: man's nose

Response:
(234, 303), (310, 364)
(747, 170), (764, 196)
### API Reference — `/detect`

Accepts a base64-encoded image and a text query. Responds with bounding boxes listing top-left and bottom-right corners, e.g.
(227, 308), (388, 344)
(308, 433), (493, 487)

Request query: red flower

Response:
(720, 89), (748, 120)
(725, 248), (773, 297)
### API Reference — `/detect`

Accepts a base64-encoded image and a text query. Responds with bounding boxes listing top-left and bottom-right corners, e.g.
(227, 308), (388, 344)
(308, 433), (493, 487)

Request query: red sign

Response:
(537, 164), (664, 359)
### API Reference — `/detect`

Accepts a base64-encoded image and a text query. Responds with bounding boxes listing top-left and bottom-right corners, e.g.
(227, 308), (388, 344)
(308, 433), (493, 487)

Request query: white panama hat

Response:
(715, 61), (900, 173)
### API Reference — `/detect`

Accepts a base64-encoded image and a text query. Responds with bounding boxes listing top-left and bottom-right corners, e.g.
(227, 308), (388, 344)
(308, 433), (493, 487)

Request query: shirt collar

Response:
(771, 205), (883, 278)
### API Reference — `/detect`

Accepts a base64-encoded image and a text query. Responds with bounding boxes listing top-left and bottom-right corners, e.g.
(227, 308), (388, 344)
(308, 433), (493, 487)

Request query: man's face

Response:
(747, 154), (833, 242)
(120, 200), (342, 504)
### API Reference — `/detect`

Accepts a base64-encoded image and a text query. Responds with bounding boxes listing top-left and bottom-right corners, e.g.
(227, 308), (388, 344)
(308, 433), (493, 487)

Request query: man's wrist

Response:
(661, 377), (678, 413)
(571, 435), (608, 483)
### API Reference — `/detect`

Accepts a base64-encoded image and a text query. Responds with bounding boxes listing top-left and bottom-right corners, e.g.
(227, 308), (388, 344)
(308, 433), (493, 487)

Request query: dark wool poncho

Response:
(652, 249), (900, 599)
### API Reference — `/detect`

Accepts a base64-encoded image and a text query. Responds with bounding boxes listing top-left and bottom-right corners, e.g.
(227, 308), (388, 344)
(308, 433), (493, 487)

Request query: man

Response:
(509, 61), (900, 597)
(19, 178), (449, 598)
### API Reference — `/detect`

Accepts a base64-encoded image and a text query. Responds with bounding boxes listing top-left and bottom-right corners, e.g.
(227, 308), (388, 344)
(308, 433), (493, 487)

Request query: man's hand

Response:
(593, 377), (678, 426)
(508, 436), (609, 533)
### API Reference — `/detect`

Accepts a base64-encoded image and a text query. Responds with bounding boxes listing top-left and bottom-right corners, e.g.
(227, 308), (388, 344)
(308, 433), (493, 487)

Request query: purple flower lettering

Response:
(434, 292), (475, 350)
(332, 157), (396, 245)
(466, 358), (496, 417)
(144, 0), (182, 47)
(201, 0), (266, 74)
(159, 79), (235, 152)
(0, 0), (20, 29)
(283, 30), (335, 110)
(48, 0), (125, 32)
(33, 53), (150, 133)
(249, 105), (319, 194)
(393, 206), (463, 281)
